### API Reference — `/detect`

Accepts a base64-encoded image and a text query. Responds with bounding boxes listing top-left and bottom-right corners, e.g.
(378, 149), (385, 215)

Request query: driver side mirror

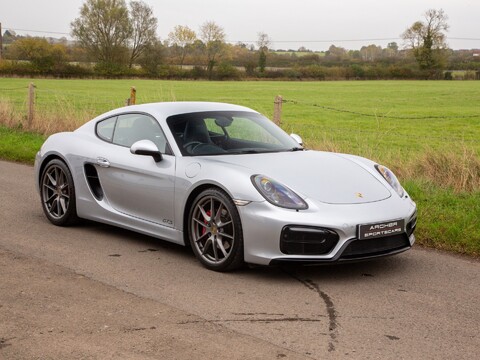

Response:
(130, 140), (162, 162)
(290, 133), (303, 147)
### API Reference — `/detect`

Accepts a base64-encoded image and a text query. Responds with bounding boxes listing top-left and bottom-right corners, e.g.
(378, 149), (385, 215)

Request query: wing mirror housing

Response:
(290, 133), (303, 147)
(130, 140), (162, 162)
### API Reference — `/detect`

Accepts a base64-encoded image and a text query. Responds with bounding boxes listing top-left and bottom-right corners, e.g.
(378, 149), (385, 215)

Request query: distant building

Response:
(3, 30), (16, 37)
(2, 30), (18, 45)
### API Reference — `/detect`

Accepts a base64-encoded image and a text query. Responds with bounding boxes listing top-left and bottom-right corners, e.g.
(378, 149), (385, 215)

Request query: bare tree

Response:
(128, 0), (158, 68)
(360, 44), (382, 62)
(168, 25), (196, 66)
(256, 32), (271, 73)
(401, 9), (449, 71)
(71, 0), (132, 66)
(199, 21), (226, 77)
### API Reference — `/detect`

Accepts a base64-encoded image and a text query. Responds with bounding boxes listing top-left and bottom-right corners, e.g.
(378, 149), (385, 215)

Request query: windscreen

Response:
(167, 111), (300, 156)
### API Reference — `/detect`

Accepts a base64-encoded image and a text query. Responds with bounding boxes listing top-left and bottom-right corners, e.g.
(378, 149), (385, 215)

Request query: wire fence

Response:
(277, 96), (480, 145)
(283, 98), (480, 120)
(0, 84), (131, 114)
(1, 85), (479, 147)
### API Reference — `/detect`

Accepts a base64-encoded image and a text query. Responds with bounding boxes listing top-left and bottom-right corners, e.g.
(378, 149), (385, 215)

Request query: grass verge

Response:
(404, 180), (480, 256)
(0, 126), (45, 164)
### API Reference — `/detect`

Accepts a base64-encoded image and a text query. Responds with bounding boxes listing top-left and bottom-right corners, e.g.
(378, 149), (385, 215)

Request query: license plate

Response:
(358, 219), (405, 240)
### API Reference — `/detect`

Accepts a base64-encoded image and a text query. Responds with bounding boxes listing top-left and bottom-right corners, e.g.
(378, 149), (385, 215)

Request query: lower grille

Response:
(340, 234), (410, 260)
(280, 226), (339, 255)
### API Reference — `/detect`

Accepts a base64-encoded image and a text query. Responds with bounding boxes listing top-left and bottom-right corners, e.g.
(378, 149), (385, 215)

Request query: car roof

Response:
(74, 102), (260, 156)
(99, 102), (257, 121)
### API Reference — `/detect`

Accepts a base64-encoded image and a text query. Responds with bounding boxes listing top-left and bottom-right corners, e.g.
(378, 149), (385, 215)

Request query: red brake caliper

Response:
(201, 210), (212, 236)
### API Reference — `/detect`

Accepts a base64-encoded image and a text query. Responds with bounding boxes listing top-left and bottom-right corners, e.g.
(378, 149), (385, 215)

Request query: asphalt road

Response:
(0, 160), (479, 359)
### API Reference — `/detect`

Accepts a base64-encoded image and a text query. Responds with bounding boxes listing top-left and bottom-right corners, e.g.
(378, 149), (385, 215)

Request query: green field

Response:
(1, 78), (479, 256)
(1, 78), (479, 157)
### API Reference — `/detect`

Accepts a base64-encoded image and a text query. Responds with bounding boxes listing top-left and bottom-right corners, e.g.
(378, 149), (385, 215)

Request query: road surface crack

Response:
(178, 316), (327, 325)
(283, 269), (339, 352)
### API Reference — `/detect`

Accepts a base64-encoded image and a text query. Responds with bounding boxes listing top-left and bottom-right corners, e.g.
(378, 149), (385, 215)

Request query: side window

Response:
(96, 116), (117, 142)
(112, 114), (169, 153)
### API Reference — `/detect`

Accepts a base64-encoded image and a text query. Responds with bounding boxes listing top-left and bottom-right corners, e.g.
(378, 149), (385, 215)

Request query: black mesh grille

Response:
(340, 234), (410, 260)
(280, 226), (339, 255)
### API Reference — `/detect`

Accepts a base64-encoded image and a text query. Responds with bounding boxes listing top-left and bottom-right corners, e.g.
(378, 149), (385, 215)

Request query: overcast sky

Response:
(3, 0), (479, 51)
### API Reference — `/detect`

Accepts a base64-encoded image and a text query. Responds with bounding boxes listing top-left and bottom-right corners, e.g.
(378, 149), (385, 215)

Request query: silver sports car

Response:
(34, 102), (417, 271)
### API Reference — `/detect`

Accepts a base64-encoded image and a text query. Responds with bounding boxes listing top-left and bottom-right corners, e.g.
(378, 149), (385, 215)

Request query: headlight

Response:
(251, 175), (308, 210)
(375, 165), (404, 198)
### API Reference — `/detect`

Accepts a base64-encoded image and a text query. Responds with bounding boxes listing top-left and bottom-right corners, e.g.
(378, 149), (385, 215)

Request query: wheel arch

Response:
(182, 183), (228, 246)
(38, 152), (71, 187)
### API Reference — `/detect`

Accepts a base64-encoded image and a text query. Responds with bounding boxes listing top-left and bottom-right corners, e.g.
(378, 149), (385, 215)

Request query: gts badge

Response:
(162, 219), (173, 225)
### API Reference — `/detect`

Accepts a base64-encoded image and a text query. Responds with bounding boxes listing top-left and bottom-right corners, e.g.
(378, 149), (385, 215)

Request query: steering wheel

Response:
(183, 141), (202, 154)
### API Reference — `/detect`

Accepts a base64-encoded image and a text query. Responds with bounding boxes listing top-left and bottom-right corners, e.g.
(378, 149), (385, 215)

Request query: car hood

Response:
(204, 150), (391, 204)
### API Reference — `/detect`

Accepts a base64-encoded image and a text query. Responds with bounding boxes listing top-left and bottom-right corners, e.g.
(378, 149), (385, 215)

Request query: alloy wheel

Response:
(190, 195), (235, 265)
(42, 164), (71, 219)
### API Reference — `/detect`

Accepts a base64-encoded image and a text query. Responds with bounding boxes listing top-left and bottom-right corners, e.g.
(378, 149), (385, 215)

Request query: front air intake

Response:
(340, 234), (410, 260)
(280, 226), (339, 255)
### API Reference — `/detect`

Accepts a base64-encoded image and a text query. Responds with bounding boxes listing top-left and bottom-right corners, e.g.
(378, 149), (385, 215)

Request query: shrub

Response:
(214, 62), (242, 80)
(190, 66), (207, 79)
(350, 64), (365, 79)
(299, 65), (327, 80)
(94, 62), (130, 77)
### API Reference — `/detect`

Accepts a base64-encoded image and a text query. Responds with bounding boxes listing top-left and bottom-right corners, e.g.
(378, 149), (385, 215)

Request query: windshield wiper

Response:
(290, 147), (304, 152)
(229, 149), (262, 154)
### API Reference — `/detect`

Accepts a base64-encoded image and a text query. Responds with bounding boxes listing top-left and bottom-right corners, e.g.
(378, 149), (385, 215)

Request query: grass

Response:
(0, 78), (479, 256)
(0, 126), (45, 164)
(405, 180), (480, 255)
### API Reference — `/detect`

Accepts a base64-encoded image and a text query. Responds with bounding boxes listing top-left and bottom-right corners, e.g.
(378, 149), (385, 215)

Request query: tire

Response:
(188, 188), (244, 271)
(40, 159), (79, 226)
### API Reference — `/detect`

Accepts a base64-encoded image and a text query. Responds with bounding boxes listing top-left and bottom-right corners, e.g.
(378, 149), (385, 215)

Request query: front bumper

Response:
(270, 233), (414, 265)
(237, 194), (417, 266)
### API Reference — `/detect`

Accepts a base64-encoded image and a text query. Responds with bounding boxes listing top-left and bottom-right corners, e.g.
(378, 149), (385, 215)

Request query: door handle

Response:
(96, 157), (110, 168)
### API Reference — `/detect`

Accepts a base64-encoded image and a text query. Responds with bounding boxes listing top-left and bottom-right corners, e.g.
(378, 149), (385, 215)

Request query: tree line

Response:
(1, 1), (479, 80)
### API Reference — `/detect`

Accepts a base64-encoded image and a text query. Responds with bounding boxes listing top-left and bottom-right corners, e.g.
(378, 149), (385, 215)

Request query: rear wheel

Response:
(40, 159), (79, 226)
(188, 188), (244, 271)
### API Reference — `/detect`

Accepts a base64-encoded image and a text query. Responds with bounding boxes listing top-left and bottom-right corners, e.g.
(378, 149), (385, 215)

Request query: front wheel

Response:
(40, 159), (79, 226)
(188, 188), (244, 271)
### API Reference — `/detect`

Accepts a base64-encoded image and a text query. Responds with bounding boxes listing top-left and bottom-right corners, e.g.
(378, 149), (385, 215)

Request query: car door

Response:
(94, 113), (176, 227)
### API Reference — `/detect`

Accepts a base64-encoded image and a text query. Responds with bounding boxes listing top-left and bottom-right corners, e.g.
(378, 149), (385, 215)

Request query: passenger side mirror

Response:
(130, 140), (162, 162)
(290, 133), (303, 147)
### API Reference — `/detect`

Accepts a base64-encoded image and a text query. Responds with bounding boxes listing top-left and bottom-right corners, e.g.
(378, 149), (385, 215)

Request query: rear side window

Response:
(96, 116), (117, 142)
(96, 113), (171, 154)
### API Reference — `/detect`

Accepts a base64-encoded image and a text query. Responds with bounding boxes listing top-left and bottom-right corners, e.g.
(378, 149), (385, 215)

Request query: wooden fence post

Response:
(28, 82), (35, 125)
(130, 86), (136, 105)
(273, 95), (283, 125)
(125, 86), (136, 106)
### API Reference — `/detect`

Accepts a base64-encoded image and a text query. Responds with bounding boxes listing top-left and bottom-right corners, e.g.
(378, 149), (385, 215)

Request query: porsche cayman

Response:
(34, 102), (417, 271)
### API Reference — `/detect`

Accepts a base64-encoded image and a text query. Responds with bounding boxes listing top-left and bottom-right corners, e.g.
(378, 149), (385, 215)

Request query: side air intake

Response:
(84, 164), (104, 200)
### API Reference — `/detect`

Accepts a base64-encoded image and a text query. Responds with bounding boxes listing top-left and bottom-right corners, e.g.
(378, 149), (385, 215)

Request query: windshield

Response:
(167, 111), (301, 156)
